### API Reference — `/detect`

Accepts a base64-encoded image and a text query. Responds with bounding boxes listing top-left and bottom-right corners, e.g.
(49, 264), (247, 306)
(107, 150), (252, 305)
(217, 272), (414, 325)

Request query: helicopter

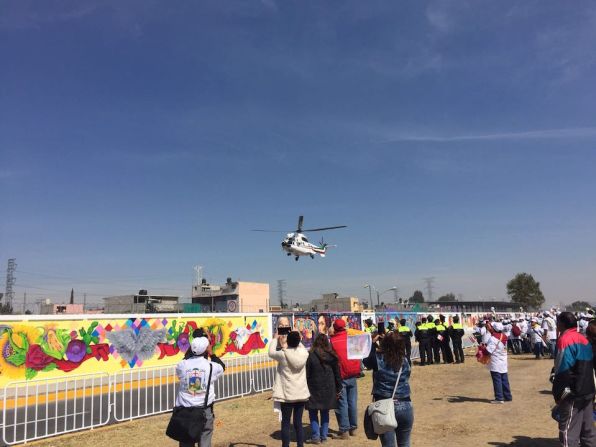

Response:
(252, 215), (347, 261)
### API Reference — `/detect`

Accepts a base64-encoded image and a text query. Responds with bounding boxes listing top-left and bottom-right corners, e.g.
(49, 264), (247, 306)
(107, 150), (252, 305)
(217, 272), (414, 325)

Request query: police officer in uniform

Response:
(439, 314), (454, 363)
(398, 318), (413, 365)
(428, 315), (441, 364)
(415, 317), (433, 366)
(449, 315), (465, 363)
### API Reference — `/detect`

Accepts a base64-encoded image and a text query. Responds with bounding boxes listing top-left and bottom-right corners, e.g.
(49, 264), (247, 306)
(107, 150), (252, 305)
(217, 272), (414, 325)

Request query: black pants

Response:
(281, 401), (305, 447)
(432, 338), (441, 363)
(419, 339), (433, 365)
(452, 338), (464, 363)
(405, 342), (412, 365)
(441, 340), (454, 363)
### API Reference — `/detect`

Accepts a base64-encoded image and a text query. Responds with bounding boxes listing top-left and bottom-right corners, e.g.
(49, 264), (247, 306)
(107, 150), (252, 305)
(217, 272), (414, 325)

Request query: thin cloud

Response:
(381, 127), (596, 143)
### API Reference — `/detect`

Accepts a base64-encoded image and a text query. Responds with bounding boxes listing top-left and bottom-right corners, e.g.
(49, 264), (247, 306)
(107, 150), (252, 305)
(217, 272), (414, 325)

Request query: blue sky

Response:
(1, 1), (595, 308)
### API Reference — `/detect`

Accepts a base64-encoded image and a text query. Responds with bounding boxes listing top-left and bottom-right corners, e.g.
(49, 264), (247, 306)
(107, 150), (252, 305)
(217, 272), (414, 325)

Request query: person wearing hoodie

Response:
(305, 334), (342, 444)
(485, 321), (512, 404)
(269, 330), (310, 447)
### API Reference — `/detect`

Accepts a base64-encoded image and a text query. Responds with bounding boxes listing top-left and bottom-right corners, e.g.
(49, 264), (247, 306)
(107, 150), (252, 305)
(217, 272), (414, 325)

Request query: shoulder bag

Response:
(366, 364), (403, 435)
(166, 363), (213, 443)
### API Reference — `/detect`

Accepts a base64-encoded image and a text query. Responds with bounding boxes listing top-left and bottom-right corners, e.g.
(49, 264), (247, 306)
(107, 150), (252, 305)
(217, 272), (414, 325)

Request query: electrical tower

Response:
(277, 279), (286, 308)
(422, 277), (435, 302)
(5, 258), (16, 308)
(193, 265), (203, 286)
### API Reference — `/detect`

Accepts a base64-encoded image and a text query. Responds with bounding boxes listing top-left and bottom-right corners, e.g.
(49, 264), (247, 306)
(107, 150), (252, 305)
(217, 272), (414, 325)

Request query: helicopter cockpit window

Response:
(303, 237), (308, 243)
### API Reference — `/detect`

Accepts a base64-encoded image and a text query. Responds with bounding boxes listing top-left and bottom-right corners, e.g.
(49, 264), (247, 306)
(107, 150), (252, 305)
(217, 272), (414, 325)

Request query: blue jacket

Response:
(363, 347), (411, 400)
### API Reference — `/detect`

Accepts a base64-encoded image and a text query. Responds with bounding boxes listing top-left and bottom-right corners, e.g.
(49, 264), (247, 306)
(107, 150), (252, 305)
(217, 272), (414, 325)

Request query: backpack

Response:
(511, 324), (521, 337)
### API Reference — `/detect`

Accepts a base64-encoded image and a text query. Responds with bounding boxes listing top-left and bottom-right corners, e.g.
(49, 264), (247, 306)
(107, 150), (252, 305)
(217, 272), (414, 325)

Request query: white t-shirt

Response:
(480, 327), (491, 345)
(530, 326), (544, 344)
(578, 319), (588, 334)
(502, 324), (512, 338)
(486, 333), (508, 373)
(520, 321), (529, 336)
(175, 357), (225, 407)
(542, 317), (557, 341)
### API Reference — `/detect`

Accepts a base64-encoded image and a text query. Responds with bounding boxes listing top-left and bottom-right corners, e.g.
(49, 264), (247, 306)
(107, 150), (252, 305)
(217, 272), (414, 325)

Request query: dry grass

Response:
(30, 350), (558, 447)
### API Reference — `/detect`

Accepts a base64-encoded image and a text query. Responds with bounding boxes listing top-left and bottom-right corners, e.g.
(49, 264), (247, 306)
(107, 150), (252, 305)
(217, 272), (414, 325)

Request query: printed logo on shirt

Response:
(185, 368), (206, 396)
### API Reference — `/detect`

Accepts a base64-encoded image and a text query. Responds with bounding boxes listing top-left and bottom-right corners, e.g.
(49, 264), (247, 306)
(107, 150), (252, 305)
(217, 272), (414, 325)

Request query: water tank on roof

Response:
(139, 289), (148, 295)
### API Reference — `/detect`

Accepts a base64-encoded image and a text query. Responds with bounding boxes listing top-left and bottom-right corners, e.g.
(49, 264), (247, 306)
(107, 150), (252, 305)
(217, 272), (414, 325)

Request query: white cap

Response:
(491, 322), (504, 332)
(191, 337), (209, 355)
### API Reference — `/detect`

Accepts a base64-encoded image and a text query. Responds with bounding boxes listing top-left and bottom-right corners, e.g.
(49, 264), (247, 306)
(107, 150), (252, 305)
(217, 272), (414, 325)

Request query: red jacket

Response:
(330, 330), (361, 379)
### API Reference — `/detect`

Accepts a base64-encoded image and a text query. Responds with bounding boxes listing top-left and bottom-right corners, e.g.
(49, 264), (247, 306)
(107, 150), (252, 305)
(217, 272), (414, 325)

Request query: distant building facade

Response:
(191, 278), (269, 313)
(103, 290), (180, 314)
(307, 293), (363, 312)
(39, 302), (85, 315)
(419, 300), (518, 313)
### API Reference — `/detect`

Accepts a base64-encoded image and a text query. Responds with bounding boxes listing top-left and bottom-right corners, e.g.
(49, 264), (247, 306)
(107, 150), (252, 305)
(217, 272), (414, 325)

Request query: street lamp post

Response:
(376, 287), (398, 308)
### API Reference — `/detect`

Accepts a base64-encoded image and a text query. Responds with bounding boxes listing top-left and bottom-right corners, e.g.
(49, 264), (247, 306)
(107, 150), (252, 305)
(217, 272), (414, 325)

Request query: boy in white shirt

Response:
(484, 322), (512, 404)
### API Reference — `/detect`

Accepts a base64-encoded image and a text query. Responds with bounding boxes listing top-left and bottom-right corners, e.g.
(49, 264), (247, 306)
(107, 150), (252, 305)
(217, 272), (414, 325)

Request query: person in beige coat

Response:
(269, 330), (310, 447)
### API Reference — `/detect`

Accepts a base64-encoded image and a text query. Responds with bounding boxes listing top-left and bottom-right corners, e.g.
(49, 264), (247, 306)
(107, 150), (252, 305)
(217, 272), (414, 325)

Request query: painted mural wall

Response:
(0, 310), (489, 386)
(0, 313), (270, 387)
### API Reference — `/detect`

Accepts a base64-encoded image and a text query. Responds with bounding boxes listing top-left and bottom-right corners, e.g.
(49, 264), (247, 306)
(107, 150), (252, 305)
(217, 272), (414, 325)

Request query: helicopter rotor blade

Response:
(296, 215), (304, 233)
(251, 229), (288, 233)
(303, 225), (347, 232)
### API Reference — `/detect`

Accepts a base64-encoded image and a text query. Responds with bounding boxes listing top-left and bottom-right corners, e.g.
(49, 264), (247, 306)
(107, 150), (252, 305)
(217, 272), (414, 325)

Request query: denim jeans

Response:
(379, 401), (414, 447)
(548, 340), (556, 358)
(281, 402), (305, 447)
(335, 377), (358, 433)
(308, 409), (329, 441)
(533, 341), (544, 358)
(490, 371), (512, 401)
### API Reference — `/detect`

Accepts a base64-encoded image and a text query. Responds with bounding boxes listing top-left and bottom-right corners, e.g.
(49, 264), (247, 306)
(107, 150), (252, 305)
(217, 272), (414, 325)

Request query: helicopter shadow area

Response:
(487, 436), (559, 446)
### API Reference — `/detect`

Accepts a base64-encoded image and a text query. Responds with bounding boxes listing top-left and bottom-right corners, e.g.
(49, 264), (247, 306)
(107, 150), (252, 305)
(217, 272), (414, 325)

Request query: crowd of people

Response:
(164, 310), (596, 447)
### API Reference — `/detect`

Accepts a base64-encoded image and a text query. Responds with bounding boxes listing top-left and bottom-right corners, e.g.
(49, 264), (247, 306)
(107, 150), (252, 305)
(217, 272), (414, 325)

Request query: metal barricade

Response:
(112, 364), (177, 422)
(249, 354), (276, 393)
(213, 356), (253, 401)
(2, 372), (110, 446)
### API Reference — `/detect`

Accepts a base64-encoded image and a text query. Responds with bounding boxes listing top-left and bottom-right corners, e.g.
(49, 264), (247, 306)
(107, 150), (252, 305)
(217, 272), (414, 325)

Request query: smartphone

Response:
(377, 322), (386, 334)
(278, 326), (291, 336)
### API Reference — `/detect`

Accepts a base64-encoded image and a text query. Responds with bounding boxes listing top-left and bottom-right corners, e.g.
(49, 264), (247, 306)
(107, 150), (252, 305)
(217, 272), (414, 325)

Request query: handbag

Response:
(166, 363), (213, 442)
(366, 365), (403, 435)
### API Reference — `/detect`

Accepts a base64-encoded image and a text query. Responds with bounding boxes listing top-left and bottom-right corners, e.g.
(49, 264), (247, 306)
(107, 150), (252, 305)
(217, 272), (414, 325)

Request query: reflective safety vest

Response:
(418, 323), (429, 331)
(365, 325), (377, 333)
(451, 323), (463, 329)
(398, 326), (411, 333)
(435, 324), (446, 332)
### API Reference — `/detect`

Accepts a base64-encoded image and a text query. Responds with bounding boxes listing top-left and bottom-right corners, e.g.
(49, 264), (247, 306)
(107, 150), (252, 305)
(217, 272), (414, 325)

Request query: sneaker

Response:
(349, 428), (357, 436)
(329, 432), (349, 440)
(490, 400), (505, 404)
(305, 439), (321, 444)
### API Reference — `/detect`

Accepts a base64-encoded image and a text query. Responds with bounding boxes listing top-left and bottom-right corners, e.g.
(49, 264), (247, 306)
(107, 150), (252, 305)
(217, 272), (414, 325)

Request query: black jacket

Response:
(306, 350), (342, 410)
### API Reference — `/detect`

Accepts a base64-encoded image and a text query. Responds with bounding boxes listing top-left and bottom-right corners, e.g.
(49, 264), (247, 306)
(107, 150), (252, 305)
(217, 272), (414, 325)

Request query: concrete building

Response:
(191, 278), (269, 313)
(418, 300), (518, 313)
(39, 302), (85, 315)
(103, 290), (180, 314)
(307, 293), (364, 312)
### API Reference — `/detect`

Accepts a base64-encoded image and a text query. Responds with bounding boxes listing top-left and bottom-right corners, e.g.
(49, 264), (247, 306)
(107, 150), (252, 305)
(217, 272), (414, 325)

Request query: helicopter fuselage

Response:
(281, 233), (326, 258)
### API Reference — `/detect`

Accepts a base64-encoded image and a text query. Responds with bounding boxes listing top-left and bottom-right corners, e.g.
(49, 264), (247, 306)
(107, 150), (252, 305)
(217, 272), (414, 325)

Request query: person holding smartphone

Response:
(277, 317), (292, 349)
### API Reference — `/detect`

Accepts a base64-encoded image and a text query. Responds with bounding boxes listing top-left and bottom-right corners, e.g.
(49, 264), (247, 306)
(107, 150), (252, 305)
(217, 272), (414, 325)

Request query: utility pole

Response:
(422, 277), (435, 302)
(83, 293), (87, 312)
(277, 280), (287, 308)
(22, 292), (27, 314)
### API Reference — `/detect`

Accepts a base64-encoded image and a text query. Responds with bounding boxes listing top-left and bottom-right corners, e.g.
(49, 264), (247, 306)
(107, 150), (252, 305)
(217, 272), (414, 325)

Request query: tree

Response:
(438, 293), (456, 302)
(567, 301), (592, 312)
(507, 273), (545, 310)
(409, 290), (425, 303)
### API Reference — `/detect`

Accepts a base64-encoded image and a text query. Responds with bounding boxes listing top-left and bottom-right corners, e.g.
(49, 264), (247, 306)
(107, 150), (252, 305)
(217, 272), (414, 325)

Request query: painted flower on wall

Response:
(176, 333), (190, 352)
(66, 340), (87, 363)
(0, 325), (41, 378)
(25, 344), (55, 371)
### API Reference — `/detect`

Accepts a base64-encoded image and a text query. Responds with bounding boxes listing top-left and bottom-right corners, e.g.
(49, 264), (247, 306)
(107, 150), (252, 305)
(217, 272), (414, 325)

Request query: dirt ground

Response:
(31, 349), (559, 447)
